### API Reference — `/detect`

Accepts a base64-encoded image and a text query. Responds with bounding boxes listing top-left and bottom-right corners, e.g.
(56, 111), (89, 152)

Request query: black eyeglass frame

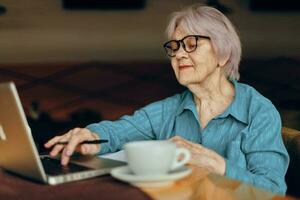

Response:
(163, 35), (210, 57)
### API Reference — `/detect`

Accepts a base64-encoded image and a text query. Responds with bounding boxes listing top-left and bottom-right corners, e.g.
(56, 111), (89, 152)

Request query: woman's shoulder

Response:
(236, 82), (279, 119)
(236, 83), (282, 139)
(142, 90), (189, 114)
(163, 90), (190, 104)
(236, 82), (274, 108)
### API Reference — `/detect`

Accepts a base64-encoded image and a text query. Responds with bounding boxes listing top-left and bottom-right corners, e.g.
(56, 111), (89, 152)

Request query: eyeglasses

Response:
(163, 35), (210, 57)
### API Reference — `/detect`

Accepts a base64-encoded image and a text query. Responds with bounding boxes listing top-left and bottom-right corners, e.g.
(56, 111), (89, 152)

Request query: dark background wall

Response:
(0, 0), (299, 62)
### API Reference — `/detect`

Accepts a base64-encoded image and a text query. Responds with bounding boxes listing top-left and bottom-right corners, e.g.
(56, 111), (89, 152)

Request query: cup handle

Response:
(170, 148), (191, 170)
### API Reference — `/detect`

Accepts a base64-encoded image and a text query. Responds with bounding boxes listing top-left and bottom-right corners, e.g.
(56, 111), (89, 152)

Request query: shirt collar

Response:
(175, 90), (196, 116)
(175, 80), (249, 124)
(216, 80), (248, 124)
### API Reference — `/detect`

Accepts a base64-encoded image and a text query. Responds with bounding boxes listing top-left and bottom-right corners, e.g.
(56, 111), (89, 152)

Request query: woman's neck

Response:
(188, 73), (235, 127)
(190, 71), (234, 101)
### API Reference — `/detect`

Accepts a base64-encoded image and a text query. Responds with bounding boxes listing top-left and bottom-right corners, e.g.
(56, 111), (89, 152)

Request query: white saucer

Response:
(110, 166), (192, 188)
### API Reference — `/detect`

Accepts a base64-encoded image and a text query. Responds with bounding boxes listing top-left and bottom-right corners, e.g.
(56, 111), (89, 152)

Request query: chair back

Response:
(282, 127), (300, 197)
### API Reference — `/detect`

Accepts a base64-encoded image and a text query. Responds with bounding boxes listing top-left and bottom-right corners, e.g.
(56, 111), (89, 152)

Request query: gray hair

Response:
(165, 4), (242, 80)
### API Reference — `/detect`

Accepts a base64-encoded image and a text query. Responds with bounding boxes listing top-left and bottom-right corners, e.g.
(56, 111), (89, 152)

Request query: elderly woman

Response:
(45, 4), (289, 195)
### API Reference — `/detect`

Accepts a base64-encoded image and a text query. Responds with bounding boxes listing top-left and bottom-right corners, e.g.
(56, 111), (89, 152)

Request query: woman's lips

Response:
(179, 65), (192, 70)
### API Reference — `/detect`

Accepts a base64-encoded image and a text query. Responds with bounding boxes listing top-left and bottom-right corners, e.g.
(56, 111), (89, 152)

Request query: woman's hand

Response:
(170, 136), (226, 175)
(44, 128), (101, 165)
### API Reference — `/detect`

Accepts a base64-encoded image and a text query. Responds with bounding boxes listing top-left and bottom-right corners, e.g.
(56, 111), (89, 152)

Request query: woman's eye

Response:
(186, 43), (196, 49)
(170, 43), (179, 50)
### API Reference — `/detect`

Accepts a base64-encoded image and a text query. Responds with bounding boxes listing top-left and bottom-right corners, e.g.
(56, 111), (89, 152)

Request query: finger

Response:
(75, 144), (91, 155)
(48, 134), (71, 156)
(80, 143), (100, 155)
(169, 136), (183, 142)
(74, 143), (98, 155)
(61, 129), (90, 165)
(181, 139), (205, 152)
(44, 129), (73, 148)
(172, 138), (204, 155)
(61, 150), (70, 166)
(180, 140), (203, 153)
(174, 138), (198, 149)
(44, 135), (64, 148)
(170, 136), (195, 148)
(80, 144), (98, 155)
(171, 137), (189, 145)
(172, 140), (190, 149)
(78, 145), (88, 155)
(66, 129), (90, 155)
(49, 144), (65, 157)
(191, 144), (204, 152)
(81, 130), (101, 153)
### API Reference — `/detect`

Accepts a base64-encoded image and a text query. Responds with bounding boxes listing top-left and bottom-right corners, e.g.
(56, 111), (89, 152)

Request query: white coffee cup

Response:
(124, 140), (191, 176)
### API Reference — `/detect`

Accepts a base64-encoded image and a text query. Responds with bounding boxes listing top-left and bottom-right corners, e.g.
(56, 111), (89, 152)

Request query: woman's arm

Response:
(225, 106), (289, 195)
(45, 101), (164, 165)
(86, 100), (166, 154)
(171, 105), (289, 195)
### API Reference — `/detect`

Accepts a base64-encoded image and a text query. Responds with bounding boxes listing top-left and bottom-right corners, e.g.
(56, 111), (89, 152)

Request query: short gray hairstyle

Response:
(166, 4), (242, 80)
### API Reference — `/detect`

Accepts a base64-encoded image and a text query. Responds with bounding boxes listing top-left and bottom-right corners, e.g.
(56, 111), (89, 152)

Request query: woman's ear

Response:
(218, 54), (230, 67)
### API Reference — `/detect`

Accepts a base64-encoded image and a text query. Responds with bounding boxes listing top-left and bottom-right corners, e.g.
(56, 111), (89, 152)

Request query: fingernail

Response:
(65, 150), (71, 156)
(61, 159), (67, 166)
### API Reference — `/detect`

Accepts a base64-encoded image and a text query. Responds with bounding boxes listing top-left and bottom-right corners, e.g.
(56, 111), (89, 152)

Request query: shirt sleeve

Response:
(85, 100), (164, 154)
(225, 104), (289, 195)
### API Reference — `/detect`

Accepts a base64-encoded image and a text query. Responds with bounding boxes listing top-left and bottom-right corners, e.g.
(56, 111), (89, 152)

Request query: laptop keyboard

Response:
(41, 157), (93, 176)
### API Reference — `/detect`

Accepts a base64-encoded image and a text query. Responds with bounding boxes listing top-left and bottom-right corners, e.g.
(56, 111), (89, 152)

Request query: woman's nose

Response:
(175, 45), (188, 59)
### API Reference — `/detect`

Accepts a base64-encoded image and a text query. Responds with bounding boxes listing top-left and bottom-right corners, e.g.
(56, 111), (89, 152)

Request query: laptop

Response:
(0, 82), (125, 185)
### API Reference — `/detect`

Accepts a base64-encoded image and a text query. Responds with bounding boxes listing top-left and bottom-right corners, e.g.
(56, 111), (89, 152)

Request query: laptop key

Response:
(41, 157), (93, 176)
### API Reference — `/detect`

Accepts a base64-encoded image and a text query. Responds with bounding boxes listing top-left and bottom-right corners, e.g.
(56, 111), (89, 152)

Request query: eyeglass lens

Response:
(164, 35), (198, 57)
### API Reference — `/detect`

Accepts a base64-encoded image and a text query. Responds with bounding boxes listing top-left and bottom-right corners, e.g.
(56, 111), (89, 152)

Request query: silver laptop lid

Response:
(0, 82), (47, 182)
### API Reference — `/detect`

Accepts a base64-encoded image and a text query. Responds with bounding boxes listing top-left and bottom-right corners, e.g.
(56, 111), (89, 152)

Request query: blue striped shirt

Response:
(86, 81), (289, 194)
